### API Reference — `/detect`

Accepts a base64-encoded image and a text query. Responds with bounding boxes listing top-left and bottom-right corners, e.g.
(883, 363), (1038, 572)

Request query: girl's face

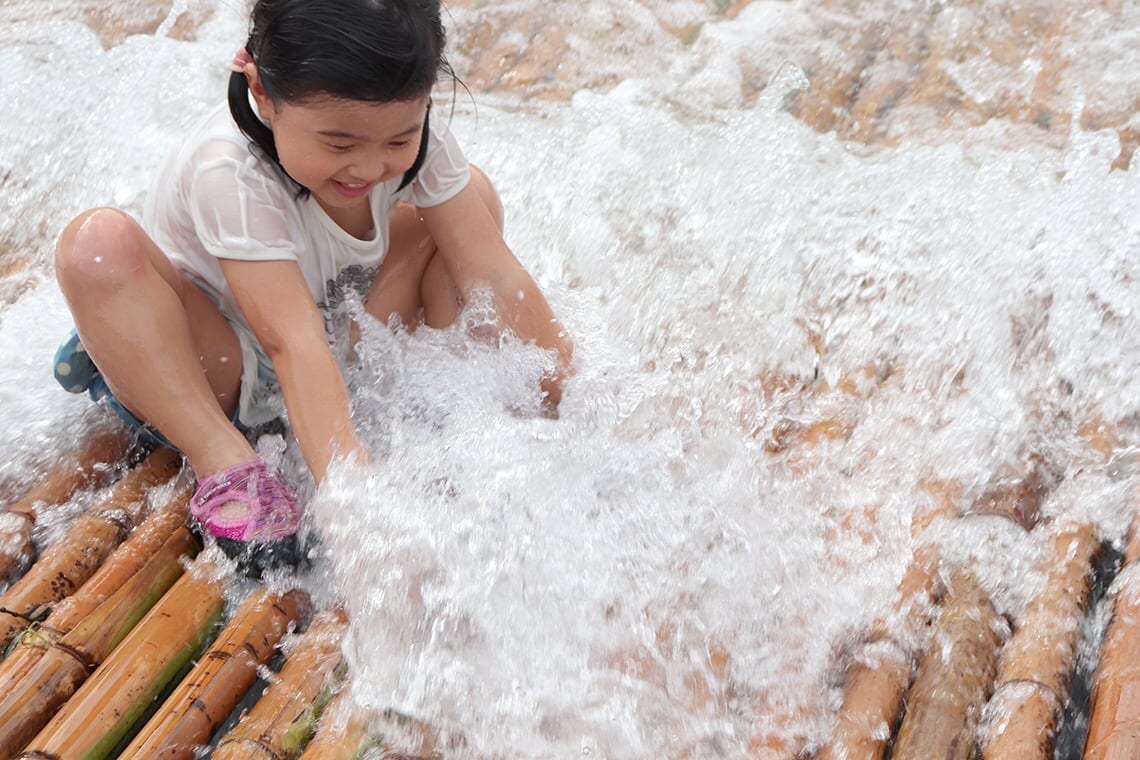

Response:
(251, 76), (428, 222)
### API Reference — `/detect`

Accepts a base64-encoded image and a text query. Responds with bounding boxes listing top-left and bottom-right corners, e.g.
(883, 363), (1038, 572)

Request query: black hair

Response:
(227, 0), (450, 191)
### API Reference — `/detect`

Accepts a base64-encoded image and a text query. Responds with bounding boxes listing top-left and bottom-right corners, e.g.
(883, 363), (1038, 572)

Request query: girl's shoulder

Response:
(397, 111), (471, 209)
(171, 104), (284, 187)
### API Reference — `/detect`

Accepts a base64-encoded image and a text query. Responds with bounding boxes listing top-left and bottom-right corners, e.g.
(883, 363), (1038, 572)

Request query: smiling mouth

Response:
(331, 179), (373, 198)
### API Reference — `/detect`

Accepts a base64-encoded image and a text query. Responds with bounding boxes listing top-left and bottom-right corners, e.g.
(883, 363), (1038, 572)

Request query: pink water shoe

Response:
(190, 459), (301, 543)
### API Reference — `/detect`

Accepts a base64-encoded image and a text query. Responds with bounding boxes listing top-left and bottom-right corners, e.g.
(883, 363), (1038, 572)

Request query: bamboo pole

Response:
(0, 525), (197, 758)
(298, 690), (449, 760)
(817, 460), (1053, 760)
(296, 687), (371, 760)
(813, 523), (946, 760)
(1082, 497), (1140, 760)
(890, 573), (1008, 760)
(815, 635), (912, 760)
(120, 587), (311, 759)
(212, 608), (349, 760)
(20, 556), (227, 760)
(980, 522), (1099, 759)
(0, 446), (182, 650)
(45, 490), (191, 635)
(0, 425), (133, 581)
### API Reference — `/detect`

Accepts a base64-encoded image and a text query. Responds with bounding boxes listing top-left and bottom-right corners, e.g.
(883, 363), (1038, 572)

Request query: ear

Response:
(245, 64), (275, 121)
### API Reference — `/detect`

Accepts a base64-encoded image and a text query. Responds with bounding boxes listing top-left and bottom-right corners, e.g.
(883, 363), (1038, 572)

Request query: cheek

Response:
(278, 145), (332, 182)
(395, 142), (423, 173)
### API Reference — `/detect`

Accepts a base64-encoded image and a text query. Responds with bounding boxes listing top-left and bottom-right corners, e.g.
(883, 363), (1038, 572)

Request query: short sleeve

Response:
(189, 144), (300, 261)
(403, 114), (471, 208)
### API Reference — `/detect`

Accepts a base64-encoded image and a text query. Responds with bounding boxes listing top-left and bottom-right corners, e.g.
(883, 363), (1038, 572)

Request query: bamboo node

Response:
(50, 639), (98, 673)
(90, 508), (133, 537)
(215, 736), (286, 758)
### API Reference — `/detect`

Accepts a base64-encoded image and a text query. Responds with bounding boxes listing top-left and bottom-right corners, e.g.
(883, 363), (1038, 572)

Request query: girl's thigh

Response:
(57, 207), (244, 414)
(363, 166), (503, 329)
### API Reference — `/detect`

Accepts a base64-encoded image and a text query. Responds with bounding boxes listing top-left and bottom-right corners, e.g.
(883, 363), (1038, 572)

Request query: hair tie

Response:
(229, 47), (254, 73)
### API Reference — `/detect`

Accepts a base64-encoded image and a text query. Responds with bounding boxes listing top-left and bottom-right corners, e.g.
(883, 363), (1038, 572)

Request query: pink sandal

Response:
(190, 459), (301, 543)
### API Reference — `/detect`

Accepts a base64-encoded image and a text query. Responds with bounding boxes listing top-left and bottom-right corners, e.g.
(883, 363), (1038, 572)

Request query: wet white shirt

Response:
(144, 101), (470, 342)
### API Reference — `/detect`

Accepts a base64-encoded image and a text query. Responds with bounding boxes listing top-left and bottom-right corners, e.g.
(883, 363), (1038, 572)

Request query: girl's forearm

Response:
(267, 345), (364, 483)
(492, 271), (574, 404)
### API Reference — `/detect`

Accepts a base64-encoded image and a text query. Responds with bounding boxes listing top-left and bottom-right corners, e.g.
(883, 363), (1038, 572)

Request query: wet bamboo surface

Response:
(815, 457), (1115, 760)
(1083, 498), (1140, 760)
(0, 425), (133, 582)
(0, 446), (1125, 760)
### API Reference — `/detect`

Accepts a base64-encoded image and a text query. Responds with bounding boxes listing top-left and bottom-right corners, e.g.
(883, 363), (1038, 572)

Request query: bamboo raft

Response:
(0, 431), (1136, 758)
(0, 433), (445, 760)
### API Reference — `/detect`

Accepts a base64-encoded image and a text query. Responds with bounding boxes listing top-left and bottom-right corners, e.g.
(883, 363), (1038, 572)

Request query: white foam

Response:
(1, 1), (1138, 756)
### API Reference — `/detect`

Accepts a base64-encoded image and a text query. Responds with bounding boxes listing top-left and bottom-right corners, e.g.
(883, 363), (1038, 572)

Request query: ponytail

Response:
(227, 67), (279, 165)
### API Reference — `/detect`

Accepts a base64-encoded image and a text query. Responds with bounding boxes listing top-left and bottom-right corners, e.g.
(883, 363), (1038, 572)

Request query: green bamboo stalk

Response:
(0, 447), (182, 650)
(212, 608), (349, 760)
(120, 587), (310, 759)
(0, 526), (197, 758)
(296, 685), (372, 760)
(20, 556), (226, 760)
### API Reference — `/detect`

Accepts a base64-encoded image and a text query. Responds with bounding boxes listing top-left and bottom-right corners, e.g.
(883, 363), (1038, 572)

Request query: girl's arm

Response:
(219, 257), (365, 482)
(418, 182), (573, 406)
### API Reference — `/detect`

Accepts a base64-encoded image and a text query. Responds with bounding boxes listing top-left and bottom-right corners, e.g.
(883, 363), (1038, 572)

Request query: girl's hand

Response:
(417, 179), (573, 407)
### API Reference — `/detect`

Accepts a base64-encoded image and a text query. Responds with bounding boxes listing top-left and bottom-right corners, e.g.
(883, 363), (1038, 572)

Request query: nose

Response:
(348, 149), (387, 183)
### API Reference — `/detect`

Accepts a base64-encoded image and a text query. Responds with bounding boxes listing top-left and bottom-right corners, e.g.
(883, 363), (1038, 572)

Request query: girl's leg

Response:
(364, 165), (504, 327)
(54, 208), (256, 478)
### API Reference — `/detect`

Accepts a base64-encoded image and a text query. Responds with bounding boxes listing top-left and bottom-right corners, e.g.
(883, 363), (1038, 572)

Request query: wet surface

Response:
(1, 1), (1138, 756)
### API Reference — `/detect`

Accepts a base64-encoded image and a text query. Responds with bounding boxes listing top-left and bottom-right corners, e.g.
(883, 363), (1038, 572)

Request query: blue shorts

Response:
(53, 328), (247, 451)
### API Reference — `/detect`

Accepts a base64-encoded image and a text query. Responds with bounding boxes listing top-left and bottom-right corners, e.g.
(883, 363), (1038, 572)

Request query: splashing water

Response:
(1, 0), (1138, 756)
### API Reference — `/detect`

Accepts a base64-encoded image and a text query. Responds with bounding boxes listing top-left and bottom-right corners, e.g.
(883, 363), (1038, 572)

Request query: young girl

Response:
(52, 0), (572, 562)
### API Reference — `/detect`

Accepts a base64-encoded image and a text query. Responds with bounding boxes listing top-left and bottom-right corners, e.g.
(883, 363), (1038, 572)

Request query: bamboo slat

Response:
(0, 425), (132, 581)
(45, 491), (191, 634)
(1082, 576), (1140, 759)
(1083, 500), (1140, 760)
(818, 462), (1053, 758)
(19, 556), (226, 760)
(814, 538), (942, 760)
(891, 573), (1008, 760)
(212, 608), (349, 760)
(297, 702), (446, 760)
(0, 446), (182, 649)
(815, 637), (911, 760)
(981, 522), (1099, 759)
(296, 687), (371, 760)
(0, 525), (197, 758)
(120, 587), (311, 759)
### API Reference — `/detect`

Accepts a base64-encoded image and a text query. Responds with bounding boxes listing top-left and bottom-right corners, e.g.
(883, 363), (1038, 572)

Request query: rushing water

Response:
(1, 1), (1139, 757)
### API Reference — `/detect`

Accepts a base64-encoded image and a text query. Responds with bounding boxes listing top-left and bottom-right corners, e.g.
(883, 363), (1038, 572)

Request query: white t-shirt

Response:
(144, 101), (470, 347)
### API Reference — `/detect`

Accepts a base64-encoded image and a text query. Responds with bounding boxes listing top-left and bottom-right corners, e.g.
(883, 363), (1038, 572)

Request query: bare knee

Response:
(469, 165), (504, 231)
(55, 208), (151, 292)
